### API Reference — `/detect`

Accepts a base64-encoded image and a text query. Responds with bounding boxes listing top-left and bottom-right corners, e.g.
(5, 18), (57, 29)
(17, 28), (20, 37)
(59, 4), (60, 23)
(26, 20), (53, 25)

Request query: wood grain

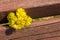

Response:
(0, 0), (60, 12)
(0, 18), (60, 40)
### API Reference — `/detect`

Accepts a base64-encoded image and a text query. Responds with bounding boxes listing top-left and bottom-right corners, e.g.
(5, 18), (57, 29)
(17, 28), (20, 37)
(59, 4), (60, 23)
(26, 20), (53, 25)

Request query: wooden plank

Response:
(0, 18), (60, 40)
(0, 0), (60, 12)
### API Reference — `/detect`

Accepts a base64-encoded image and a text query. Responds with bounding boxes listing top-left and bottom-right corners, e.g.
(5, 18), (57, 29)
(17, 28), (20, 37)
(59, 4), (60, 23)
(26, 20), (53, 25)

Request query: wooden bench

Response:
(0, 0), (60, 40)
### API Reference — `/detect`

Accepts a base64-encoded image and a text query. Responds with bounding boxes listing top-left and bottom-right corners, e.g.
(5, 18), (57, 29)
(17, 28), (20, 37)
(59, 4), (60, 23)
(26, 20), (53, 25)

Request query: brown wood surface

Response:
(0, 18), (60, 40)
(1, 0), (60, 20)
(0, 0), (60, 12)
(0, 0), (60, 40)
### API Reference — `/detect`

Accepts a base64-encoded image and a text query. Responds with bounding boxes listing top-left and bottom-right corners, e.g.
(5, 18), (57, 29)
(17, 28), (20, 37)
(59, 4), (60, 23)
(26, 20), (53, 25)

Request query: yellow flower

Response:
(7, 12), (17, 25)
(16, 8), (27, 17)
(7, 8), (32, 30)
(24, 16), (32, 26)
(7, 12), (17, 21)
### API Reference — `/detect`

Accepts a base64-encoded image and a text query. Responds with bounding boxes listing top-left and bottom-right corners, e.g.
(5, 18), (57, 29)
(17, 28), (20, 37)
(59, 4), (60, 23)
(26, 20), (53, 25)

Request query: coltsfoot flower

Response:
(7, 8), (32, 30)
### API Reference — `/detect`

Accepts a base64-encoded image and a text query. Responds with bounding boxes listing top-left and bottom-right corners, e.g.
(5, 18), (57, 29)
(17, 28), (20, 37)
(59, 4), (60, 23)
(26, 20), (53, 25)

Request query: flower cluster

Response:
(7, 8), (32, 30)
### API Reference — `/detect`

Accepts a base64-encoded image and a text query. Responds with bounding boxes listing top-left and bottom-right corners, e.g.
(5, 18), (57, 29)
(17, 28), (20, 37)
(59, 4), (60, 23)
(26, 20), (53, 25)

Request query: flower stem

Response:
(0, 23), (9, 26)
